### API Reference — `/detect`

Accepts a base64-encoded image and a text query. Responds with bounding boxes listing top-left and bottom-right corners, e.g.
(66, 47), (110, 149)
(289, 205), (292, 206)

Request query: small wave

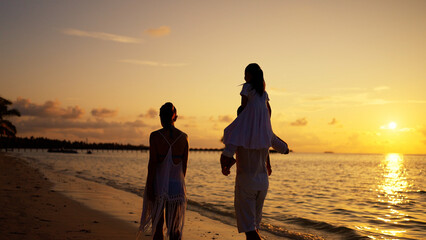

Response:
(19, 154), (55, 171)
(187, 199), (236, 219)
(284, 217), (369, 239)
(406, 190), (426, 194)
(187, 200), (334, 240)
(77, 175), (143, 195)
(261, 223), (325, 240)
(331, 208), (357, 216)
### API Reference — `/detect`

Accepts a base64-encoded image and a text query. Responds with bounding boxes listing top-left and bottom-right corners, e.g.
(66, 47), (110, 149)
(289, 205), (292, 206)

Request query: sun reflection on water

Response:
(373, 153), (409, 238)
(378, 153), (408, 205)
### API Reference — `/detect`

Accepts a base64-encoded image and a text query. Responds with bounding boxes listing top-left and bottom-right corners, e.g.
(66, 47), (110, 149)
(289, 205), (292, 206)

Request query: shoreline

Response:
(1, 153), (284, 240)
(0, 153), (137, 240)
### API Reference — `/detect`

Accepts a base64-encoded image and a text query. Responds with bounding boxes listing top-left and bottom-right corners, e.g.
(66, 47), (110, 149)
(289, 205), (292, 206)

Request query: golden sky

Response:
(1, 0), (425, 154)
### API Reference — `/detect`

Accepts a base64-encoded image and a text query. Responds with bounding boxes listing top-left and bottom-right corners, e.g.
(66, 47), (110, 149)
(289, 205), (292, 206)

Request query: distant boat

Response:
(48, 148), (78, 154)
(324, 151), (334, 154)
(86, 150), (92, 154)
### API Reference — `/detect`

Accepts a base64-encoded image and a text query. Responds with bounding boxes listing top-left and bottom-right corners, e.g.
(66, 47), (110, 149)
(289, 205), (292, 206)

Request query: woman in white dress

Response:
(139, 102), (189, 240)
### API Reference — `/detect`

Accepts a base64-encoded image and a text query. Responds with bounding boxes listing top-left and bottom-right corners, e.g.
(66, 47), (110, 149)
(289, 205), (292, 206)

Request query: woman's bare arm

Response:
(146, 132), (158, 201)
(182, 135), (189, 176)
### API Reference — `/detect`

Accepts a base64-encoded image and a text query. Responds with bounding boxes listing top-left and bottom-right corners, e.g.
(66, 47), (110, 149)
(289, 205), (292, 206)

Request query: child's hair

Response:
(160, 102), (177, 129)
(237, 106), (244, 116)
(245, 63), (265, 96)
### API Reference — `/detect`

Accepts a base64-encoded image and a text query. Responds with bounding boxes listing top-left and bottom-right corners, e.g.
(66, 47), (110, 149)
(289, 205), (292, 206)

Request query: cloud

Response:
(14, 97), (84, 119)
(16, 114), (148, 131)
(61, 106), (84, 119)
(420, 127), (426, 137)
(91, 108), (118, 118)
(347, 133), (360, 146)
(62, 28), (141, 43)
(291, 117), (308, 126)
(294, 89), (398, 113)
(139, 108), (158, 119)
(374, 86), (390, 91)
(380, 122), (396, 130)
(328, 118), (337, 125)
(299, 87), (425, 109)
(16, 118), (150, 144)
(119, 59), (187, 67)
(145, 26), (171, 37)
(209, 115), (234, 123)
(16, 118), (148, 135)
(218, 115), (233, 123)
(11, 97), (157, 144)
(398, 128), (415, 132)
(302, 92), (392, 106)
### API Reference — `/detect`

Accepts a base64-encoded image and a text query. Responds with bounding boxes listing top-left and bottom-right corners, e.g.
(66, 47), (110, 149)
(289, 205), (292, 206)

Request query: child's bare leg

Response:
(245, 230), (262, 240)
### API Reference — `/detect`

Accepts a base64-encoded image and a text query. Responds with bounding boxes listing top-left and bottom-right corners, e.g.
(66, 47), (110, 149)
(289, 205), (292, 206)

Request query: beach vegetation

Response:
(0, 97), (21, 138)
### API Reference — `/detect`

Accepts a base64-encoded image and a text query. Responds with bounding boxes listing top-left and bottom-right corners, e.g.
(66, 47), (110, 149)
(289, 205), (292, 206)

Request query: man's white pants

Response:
(234, 184), (268, 233)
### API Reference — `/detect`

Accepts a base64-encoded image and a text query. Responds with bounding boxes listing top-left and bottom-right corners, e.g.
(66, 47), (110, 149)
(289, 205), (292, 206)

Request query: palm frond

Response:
(4, 109), (21, 117)
(0, 120), (17, 137)
(0, 97), (12, 106)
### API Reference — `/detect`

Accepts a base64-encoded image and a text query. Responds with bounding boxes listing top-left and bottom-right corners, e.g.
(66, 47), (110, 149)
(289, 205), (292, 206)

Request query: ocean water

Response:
(13, 150), (425, 240)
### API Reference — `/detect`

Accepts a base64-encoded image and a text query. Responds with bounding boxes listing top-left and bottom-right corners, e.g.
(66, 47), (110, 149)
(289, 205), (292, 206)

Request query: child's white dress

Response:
(138, 132), (186, 239)
(223, 83), (273, 149)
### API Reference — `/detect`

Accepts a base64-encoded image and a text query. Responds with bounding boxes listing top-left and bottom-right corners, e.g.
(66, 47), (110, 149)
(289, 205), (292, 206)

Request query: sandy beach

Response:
(1, 152), (279, 240)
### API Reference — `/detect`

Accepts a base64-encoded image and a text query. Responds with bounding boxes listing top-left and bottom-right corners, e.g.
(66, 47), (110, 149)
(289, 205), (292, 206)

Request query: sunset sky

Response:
(2, 0), (425, 154)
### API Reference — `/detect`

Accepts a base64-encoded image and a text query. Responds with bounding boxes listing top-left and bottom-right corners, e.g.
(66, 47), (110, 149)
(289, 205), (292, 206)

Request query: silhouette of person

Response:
(139, 102), (189, 240)
(221, 63), (289, 240)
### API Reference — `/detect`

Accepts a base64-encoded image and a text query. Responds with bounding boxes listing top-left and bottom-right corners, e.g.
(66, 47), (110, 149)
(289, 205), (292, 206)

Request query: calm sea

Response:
(13, 150), (425, 240)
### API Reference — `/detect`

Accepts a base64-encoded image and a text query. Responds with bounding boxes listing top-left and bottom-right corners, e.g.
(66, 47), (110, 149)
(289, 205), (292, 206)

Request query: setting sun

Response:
(388, 122), (397, 130)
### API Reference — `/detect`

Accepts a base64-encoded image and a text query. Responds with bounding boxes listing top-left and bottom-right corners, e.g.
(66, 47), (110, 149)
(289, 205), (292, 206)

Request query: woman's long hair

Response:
(245, 63), (265, 96)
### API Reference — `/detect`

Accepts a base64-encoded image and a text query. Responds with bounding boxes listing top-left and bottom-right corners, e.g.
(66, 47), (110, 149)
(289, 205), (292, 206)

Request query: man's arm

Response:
(220, 144), (237, 176)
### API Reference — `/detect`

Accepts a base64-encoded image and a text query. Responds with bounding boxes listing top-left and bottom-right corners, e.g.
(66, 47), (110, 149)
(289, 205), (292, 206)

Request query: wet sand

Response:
(1, 153), (270, 240)
(0, 153), (137, 240)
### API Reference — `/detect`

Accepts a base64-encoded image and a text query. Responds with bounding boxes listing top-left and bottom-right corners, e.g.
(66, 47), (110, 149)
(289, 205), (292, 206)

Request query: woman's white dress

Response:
(223, 83), (273, 149)
(138, 132), (186, 239)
